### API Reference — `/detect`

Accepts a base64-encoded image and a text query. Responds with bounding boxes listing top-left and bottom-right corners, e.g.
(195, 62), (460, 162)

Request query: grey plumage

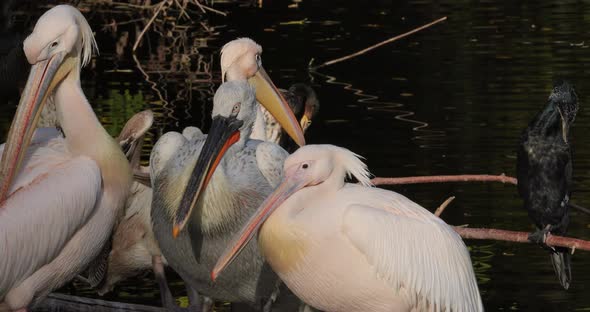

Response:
(150, 81), (292, 307)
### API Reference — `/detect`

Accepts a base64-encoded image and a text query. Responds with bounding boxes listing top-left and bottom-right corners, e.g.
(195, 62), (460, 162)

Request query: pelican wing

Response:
(150, 131), (192, 181)
(182, 126), (205, 141)
(342, 201), (482, 312)
(0, 130), (101, 297)
(256, 142), (288, 188)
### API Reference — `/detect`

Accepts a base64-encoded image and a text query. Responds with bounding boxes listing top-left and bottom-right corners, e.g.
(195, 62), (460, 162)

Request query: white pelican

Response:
(213, 145), (484, 312)
(0, 5), (131, 310)
(151, 79), (304, 309)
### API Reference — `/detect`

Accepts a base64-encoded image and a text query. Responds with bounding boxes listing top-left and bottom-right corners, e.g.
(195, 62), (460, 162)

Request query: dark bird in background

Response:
(252, 82), (320, 152)
(0, 0), (30, 102)
(517, 80), (579, 290)
(279, 83), (320, 152)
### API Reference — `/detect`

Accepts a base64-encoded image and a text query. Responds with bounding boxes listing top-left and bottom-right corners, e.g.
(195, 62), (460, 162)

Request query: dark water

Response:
(5, 0), (590, 310)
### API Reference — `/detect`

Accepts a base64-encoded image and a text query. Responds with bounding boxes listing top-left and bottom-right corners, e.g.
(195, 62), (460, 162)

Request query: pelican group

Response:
(92, 38), (320, 307)
(0, 5), (487, 312)
(0, 5), (131, 310)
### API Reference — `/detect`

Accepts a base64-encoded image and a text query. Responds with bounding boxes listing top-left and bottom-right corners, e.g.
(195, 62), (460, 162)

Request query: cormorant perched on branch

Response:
(517, 80), (578, 290)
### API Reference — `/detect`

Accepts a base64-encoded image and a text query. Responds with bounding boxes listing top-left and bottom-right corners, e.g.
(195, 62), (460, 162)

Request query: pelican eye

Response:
(255, 53), (261, 65)
(302, 163), (309, 169)
(50, 41), (58, 48)
(231, 102), (241, 116)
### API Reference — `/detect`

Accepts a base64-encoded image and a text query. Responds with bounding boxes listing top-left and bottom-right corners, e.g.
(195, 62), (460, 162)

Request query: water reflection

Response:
(5, 0), (590, 310)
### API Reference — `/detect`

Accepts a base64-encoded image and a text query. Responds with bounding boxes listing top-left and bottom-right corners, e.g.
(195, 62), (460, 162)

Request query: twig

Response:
(454, 227), (590, 251)
(191, 0), (227, 16)
(102, 18), (145, 27)
(133, 1), (167, 52)
(434, 196), (455, 217)
(371, 174), (517, 186)
(173, 0), (190, 20)
(569, 202), (590, 214)
(310, 16), (447, 70)
(101, 1), (161, 9)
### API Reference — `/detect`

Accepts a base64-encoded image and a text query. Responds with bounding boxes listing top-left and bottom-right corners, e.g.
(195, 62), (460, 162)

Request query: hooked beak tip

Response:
(172, 226), (180, 239)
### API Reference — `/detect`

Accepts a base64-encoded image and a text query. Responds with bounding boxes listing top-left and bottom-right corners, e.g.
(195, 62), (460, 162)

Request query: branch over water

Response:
(371, 174), (518, 186)
(310, 16), (447, 70)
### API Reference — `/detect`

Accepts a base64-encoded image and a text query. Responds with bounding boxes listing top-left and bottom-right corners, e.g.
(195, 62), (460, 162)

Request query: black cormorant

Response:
(517, 80), (578, 290)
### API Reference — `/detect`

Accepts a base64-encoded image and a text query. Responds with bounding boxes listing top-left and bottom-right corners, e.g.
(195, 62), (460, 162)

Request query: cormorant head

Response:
(549, 79), (579, 129)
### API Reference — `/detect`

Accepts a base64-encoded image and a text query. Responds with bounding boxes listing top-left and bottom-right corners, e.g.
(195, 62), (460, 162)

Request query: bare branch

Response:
(454, 227), (590, 251)
(310, 16), (447, 70)
(191, 0), (228, 16)
(132, 1), (167, 52)
(434, 196), (455, 217)
(371, 174), (517, 186)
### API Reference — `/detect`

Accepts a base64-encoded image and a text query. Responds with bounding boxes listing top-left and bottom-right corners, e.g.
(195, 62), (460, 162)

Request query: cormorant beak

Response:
(248, 66), (305, 146)
(211, 165), (309, 281)
(0, 51), (72, 203)
(300, 102), (316, 133)
(556, 106), (569, 144)
(172, 116), (243, 238)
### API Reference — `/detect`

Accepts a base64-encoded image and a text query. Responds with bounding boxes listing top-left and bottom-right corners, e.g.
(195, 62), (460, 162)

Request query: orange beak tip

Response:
(210, 271), (217, 281)
(172, 226), (180, 239)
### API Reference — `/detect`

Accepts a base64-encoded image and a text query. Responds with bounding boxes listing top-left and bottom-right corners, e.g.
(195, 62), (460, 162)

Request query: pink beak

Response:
(211, 168), (308, 281)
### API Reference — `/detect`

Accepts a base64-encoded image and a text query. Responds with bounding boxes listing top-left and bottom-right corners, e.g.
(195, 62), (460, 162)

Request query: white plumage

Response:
(214, 144), (483, 312)
(0, 6), (131, 309)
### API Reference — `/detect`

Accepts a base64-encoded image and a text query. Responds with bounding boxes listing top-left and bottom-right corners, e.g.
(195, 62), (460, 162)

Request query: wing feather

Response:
(256, 142), (288, 188)
(0, 152), (101, 298)
(342, 198), (482, 312)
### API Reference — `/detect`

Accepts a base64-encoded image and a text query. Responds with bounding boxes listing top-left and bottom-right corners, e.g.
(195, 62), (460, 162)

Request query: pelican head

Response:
(211, 145), (373, 280)
(220, 37), (305, 147)
(0, 5), (96, 201)
(172, 81), (257, 237)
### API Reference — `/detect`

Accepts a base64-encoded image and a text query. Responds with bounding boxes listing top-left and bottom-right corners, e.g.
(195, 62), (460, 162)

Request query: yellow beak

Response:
(0, 51), (71, 202)
(248, 66), (305, 147)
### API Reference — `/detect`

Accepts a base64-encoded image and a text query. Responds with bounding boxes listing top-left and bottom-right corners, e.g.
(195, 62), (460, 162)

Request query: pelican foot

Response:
(262, 280), (282, 312)
(199, 297), (214, 312)
(152, 255), (178, 311)
(186, 286), (212, 312)
(152, 256), (207, 312)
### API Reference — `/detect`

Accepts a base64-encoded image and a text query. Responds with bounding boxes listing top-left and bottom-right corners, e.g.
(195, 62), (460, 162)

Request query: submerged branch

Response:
(371, 174), (517, 186)
(310, 16), (447, 70)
